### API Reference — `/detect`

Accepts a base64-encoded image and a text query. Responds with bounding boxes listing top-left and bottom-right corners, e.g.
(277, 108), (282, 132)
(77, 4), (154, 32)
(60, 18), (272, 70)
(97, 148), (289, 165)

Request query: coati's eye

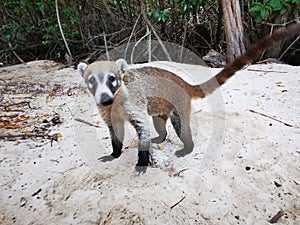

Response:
(89, 77), (96, 84)
(108, 75), (116, 83)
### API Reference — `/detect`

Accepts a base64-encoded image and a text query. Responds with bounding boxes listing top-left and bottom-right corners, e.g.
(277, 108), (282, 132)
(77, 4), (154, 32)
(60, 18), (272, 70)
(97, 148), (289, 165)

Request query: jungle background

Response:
(0, 0), (299, 66)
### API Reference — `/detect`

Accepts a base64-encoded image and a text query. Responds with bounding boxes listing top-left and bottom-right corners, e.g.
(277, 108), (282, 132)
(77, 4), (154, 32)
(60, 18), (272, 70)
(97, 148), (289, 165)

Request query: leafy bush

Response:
(0, 0), (81, 63)
(250, 0), (300, 21)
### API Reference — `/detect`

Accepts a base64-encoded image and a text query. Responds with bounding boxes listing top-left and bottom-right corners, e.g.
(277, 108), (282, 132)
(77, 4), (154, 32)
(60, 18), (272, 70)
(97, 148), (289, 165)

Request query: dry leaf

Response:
(193, 109), (203, 114)
(276, 82), (284, 87)
(17, 115), (29, 122)
(130, 139), (138, 148)
(159, 146), (164, 151)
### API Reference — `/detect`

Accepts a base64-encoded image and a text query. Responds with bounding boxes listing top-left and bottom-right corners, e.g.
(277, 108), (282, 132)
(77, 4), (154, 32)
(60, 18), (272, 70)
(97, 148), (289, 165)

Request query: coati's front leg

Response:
(106, 106), (125, 158)
(129, 116), (151, 168)
(108, 123), (124, 158)
(151, 115), (168, 144)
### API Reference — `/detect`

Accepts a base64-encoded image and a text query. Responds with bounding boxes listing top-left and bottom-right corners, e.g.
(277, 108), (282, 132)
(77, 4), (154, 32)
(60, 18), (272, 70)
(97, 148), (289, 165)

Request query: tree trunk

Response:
(221, 0), (246, 63)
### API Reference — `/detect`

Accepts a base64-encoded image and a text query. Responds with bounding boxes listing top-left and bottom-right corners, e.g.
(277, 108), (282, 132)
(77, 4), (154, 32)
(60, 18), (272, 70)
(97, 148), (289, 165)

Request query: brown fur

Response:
(79, 23), (300, 170)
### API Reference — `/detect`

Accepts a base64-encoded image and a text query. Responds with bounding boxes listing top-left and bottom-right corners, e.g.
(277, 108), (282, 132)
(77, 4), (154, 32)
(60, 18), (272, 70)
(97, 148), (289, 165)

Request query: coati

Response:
(78, 24), (300, 169)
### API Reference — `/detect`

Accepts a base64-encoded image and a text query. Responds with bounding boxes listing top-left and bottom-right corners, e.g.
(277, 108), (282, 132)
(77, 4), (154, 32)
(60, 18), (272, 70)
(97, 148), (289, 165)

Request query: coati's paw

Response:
(98, 155), (116, 162)
(135, 165), (148, 173)
(151, 135), (167, 144)
(136, 151), (149, 167)
(175, 146), (193, 157)
(111, 151), (122, 158)
(135, 152), (149, 173)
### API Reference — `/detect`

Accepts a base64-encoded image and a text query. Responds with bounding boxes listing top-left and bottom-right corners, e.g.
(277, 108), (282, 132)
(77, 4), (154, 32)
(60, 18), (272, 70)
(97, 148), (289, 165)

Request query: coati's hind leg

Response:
(151, 115), (168, 144)
(170, 110), (194, 157)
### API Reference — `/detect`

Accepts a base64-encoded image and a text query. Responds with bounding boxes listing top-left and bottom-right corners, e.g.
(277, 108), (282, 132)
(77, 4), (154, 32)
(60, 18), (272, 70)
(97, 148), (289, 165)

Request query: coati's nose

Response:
(100, 93), (113, 106)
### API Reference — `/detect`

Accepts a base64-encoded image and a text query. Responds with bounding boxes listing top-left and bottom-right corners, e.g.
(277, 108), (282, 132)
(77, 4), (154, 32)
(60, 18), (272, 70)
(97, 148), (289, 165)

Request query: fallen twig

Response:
(74, 118), (101, 128)
(1, 101), (33, 110)
(249, 109), (293, 127)
(247, 69), (287, 73)
(0, 133), (59, 140)
(170, 196), (186, 209)
(268, 210), (285, 223)
(173, 168), (189, 177)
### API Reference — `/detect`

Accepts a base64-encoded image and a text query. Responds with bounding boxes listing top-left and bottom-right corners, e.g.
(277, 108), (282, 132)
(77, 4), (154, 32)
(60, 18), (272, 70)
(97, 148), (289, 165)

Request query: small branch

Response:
(125, 14), (141, 58)
(8, 42), (25, 64)
(0, 133), (59, 140)
(103, 32), (110, 61)
(74, 118), (101, 128)
(261, 18), (298, 27)
(130, 27), (150, 63)
(278, 34), (300, 60)
(247, 69), (287, 73)
(268, 210), (285, 223)
(1, 101), (32, 110)
(170, 196), (186, 209)
(139, 0), (171, 61)
(147, 26), (151, 62)
(259, 19), (299, 61)
(173, 168), (189, 177)
(55, 0), (73, 65)
(180, 18), (188, 62)
(249, 109), (293, 127)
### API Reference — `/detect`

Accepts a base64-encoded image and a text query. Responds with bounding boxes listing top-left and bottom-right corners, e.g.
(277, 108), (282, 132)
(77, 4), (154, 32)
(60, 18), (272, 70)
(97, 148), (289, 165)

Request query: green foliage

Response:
(147, 0), (209, 23)
(1, 0), (81, 61)
(250, 0), (299, 21)
(147, 8), (171, 22)
(1, 22), (26, 45)
(175, 0), (208, 17)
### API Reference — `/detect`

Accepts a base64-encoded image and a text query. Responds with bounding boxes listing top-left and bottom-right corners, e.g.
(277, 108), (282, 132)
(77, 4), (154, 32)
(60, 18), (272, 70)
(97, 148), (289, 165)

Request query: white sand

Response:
(0, 60), (299, 224)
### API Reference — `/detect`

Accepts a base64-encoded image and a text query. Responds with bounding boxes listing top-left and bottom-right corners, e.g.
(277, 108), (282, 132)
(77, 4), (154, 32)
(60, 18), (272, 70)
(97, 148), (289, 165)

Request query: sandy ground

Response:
(0, 60), (299, 225)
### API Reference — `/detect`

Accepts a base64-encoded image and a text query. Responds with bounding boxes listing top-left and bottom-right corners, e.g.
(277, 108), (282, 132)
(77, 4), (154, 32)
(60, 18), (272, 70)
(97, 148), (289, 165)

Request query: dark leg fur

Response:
(170, 110), (194, 157)
(129, 117), (151, 169)
(135, 135), (150, 167)
(151, 115), (168, 144)
(109, 124), (124, 158)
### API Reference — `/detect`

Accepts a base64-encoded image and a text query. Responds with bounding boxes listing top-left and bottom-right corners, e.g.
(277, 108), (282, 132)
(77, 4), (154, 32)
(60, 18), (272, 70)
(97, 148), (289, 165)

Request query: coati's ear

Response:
(115, 59), (127, 75)
(77, 62), (87, 77)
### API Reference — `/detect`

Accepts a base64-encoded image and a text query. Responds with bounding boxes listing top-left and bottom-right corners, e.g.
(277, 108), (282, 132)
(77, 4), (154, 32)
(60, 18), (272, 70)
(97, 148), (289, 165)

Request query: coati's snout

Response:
(100, 93), (113, 106)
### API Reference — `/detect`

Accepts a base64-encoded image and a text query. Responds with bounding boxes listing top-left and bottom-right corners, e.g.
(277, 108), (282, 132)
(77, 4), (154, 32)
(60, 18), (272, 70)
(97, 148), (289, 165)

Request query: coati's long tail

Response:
(191, 23), (300, 98)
